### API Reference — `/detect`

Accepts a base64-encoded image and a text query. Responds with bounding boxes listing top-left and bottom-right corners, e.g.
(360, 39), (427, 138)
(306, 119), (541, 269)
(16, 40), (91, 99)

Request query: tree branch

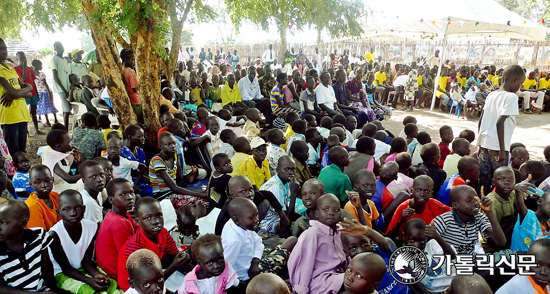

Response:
(112, 29), (131, 50)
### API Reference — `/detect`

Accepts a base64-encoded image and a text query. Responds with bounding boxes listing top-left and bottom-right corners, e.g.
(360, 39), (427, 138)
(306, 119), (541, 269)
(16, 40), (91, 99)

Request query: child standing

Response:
(478, 65), (524, 192)
(121, 49), (143, 122)
(49, 190), (122, 294)
(32, 59), (58, 126)
(0, 200), (68, 293)
(289, 194), (347, 294)
(96, 178), (139, 280)
(179, 234), (239, 294)
(209, 153), (233, 209)
(437, 125), (453, 168)
(12, 151), (33, 199)
(26, 164), (62, 230)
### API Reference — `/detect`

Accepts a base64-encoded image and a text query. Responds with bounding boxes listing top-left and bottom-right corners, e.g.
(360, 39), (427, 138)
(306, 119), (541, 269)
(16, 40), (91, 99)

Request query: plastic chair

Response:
(449, 100), (461, 117)
(91, 98), (119, 127)
(68, 102), (88, 132)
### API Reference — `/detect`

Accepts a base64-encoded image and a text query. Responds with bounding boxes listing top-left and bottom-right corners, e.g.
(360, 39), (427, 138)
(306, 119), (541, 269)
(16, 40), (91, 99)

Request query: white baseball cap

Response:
(250, 137), (267, 149)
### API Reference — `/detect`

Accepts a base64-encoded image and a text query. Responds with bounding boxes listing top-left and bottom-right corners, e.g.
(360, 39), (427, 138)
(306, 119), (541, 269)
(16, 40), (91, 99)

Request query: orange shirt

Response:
(122, 67), (141, 105)
(344, 200), (380, 228)
(25, 191), (61, 230)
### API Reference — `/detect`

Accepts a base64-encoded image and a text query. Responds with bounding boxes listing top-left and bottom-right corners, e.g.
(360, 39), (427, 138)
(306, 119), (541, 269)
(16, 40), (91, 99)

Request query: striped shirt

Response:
(117, 228), (179, 291)
(0, 228), (52, 291)
(149, 155), (178, 193)
(270, 85), (284, 110)
(433, 209), (491, 255)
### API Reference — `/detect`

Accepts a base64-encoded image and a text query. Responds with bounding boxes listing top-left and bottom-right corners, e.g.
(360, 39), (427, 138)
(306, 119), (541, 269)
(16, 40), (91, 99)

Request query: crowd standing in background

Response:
(2, 37), (550, 294)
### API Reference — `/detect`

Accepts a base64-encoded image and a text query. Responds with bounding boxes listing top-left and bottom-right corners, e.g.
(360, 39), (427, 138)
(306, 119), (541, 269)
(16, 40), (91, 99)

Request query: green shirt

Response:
(318, 164), (353, 202)
(487, 190), (516, 231)
(208, 86), (222, 102)
(291, 209), (355, 237)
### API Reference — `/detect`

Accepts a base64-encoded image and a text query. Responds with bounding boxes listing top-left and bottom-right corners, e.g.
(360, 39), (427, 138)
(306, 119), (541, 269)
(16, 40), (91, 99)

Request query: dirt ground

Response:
(25, 108), (550, 166)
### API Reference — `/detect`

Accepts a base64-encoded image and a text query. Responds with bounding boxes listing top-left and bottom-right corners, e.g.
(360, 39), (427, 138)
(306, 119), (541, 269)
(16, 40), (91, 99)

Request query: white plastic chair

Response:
(91, 98), (119, 127)
(68, 102), (88, 133)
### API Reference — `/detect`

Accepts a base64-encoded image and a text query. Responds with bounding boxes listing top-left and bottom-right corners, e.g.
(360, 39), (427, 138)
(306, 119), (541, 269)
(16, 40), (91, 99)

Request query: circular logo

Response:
(389, 246), (429, 285)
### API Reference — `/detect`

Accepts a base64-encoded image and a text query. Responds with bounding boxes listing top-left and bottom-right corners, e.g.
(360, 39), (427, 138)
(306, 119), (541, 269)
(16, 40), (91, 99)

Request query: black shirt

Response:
(409, 163), (447, 197)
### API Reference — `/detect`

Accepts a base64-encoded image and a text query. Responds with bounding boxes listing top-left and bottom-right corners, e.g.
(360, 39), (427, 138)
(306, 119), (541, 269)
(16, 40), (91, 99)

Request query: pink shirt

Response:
(288, 220), (347, 294)
(387, 172), (414, 195)
(95, 211), (139, 280)
(283, 81), (295, 103)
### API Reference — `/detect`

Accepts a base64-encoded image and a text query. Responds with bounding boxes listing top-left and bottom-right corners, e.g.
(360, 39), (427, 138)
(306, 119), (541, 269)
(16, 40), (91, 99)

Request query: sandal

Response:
(44, 122), (51, 127)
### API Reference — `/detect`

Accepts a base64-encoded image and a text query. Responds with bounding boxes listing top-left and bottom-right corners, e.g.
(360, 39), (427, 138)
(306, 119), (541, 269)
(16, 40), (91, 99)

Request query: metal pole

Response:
(430, 22), (451, 111)
(542, 41), (546, 70)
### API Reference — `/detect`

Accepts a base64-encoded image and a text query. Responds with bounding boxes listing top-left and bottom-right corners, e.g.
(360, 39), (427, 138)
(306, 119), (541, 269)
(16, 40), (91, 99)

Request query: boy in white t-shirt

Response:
(477, 65), (524, 193)
(105, 137), (146, 186)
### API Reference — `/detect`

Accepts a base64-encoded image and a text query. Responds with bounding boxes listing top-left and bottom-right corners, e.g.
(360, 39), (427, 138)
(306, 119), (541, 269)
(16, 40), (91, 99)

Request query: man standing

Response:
(262, 44), (276, 66)
(426, 50), (440, 68)
(0, 38), (33, 153)
(231, 50), (240, 73)
(199, 48), (206, 63)
(364, 47), (375, 63)
(52, 41), (71, 127)
(14, 51), (43, 135)
(69, 49), (88, 80)
(88, 49), (103, 79)
(207, 48), (213, 61)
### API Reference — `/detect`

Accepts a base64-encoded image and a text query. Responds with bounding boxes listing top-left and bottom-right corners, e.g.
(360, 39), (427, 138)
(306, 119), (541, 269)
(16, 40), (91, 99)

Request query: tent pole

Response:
(542, 41), (546, 70)
(430, 22), (450, 112)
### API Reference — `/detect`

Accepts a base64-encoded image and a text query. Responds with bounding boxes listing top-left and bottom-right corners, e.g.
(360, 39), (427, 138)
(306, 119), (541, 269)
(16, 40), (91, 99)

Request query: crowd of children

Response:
(2, 36), (550, 294)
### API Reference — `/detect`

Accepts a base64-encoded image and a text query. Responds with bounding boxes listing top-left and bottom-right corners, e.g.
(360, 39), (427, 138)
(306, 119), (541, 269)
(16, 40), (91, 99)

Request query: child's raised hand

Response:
(515, 174), (538, 196)
(477, 187), (492, 212)
(401, 207), (415, 221)
(338, 218), (368, 237)
(424, 225), (440, 239)
(346, 190), (361, 209)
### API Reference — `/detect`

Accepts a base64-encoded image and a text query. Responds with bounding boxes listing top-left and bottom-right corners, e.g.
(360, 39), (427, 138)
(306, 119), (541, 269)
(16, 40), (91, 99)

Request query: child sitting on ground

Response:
(96, 178), (139, 280)
(98, 114), (122, 147)
(290, 141), (313, 186)
(288, 194), (348, 294)
(410, 143), (447, 197)
(318, 116), (332, 139)
(43, 129), (83, 193)
(12, 151), (33, 199)
(150, 132), (208, 208)
(438, 125), (454, 168)
(386, 175), (451, 243)
(387, 152), (414, 196)
(192, 108), (210, 137)
(338, 218), (405, 294)
(106, 137), (146, 188)
(373, 162), (409, 222)
(433, 185), (507, 254)
(79, 160), (107, 223)
(125, 249), (174, 294)
(384, 137), (407, 163)
(120, 124), (152, 196)
(246, 273), (291, 294)
(0, 200), (69, 293)
(321, 135), (340, 169)
(411, 131), (431, 165)
(291, 179), (355, 237)
(217, 108), (244, 137)
(496, 239), (550, 294)
(237, 137), (271, 190)
(286, 119), (307, 154)
(511, 146), (530, 170)
(203, 116), (221, 156)
(118, 197), (192, 291)
(169, 205), (200, 249)
(403, 218), (457, 294)
(243, 108), (262, 141)
(304, 114), (317, 129)
(267, 128), (288, 176)
(222, 197), (297, 282)
(437, 157), (480, 206)
(344, 137), (377, 181)
(26, 164), (62, 230)
(49, 189), (121, 294)
(344, 170), (381, 229)
(448, 274), (492, 294)
(229, 137), (252, 176)
(458, 129), (476, 158)
(318, 146), (353, 204)
(443, 138), (471, 180)
(398, 116), (417, 138)
(340, 252), (388, 294)
(209, 153), (234, 209)
(72, 113), (106, 161)
(180, 234), (239, 294)
(210, 129), (237, 171)
(404, 123), (418, 154)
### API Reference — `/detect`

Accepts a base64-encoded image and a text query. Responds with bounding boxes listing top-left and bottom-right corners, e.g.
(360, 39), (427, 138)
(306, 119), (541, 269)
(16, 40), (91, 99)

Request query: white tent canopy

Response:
(362, 0), (547, 41)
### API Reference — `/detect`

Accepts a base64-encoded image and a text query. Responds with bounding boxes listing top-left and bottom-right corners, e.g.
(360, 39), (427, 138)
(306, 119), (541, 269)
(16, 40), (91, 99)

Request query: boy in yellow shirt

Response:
(517, 71), (545, 114)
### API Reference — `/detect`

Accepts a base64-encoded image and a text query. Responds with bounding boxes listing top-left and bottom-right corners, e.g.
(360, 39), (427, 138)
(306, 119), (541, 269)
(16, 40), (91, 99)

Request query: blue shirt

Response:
(437, 173), (462, 206)
(173, 135), (187, 173)
(260, 175), (307, 233)
(306, 143), (321, 165)
(12, 171), (34, 198)
(511, 209), (550, 252)
(375, 247), (410, 294)
(333, 81), (349, 105)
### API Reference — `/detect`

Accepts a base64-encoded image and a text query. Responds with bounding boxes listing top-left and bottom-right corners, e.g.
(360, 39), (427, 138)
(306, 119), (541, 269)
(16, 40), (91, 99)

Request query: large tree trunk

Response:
(279, 24), (287, 62)
(165, 0), (194, 76)
(82, 0), (137, 130)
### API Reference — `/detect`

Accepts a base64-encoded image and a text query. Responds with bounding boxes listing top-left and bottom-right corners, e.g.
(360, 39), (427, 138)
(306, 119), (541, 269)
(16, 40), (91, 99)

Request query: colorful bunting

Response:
(543, 18), (546, 24)
(475, 22), (479, 26)
(432, 20), (435, 24)
(524, 20), (527, 24)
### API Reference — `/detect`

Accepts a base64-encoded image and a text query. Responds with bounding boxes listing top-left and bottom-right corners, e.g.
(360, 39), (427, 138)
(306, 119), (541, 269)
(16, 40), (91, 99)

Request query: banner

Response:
(403, 47), (414, 62)
(388, 45), (402, 59)
(518, 47), (534, 66)
(451, 46), (468, 60)
(496, 47), (515, 60)
(483, 46), (497, 64)
(468, 46), (483, 63)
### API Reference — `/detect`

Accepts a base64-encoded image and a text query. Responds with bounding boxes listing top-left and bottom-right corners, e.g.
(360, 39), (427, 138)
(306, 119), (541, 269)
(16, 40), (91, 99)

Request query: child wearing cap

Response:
(237, 137), (271, 190)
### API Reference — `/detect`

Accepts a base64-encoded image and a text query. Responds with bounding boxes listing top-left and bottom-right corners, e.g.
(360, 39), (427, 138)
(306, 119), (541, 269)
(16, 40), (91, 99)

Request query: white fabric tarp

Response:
(363, 0), (546, 41)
